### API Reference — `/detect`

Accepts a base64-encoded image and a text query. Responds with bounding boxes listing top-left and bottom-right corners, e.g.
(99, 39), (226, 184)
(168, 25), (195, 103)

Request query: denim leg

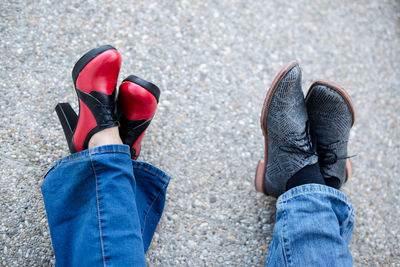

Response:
(41, 145), (146, 267)
(133, 161), (170, 252)
(266, 184), (355, 267)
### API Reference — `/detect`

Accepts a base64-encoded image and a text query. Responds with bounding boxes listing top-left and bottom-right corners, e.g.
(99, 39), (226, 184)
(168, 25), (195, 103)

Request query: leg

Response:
(266, 184), (355, 266)
(45, 45), (169, 265)
(255, 62), (357, 266)
(133, 161), (170, 253)
(41, 144), (146, 266)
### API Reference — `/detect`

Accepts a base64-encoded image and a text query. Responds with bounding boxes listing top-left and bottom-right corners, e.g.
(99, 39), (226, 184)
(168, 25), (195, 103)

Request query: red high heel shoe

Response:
(118, 75), (160, 159)
(55, 45), (121, 153)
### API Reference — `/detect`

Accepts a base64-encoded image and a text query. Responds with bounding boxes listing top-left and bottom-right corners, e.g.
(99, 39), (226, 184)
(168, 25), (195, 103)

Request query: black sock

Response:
(286, 163), (325, 191)
(324, 177), (340, 189)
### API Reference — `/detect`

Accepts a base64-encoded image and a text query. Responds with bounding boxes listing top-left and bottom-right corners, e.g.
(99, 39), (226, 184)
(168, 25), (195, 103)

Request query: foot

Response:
(255, 62), (318, 198)
(305, 80), (355, 189)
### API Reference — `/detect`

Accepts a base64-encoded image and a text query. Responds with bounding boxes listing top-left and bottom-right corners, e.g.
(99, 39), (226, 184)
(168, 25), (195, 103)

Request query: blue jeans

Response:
(266, 184), (355, 266)
(41, 145), (170, 267)
(42, 146), (354, 266)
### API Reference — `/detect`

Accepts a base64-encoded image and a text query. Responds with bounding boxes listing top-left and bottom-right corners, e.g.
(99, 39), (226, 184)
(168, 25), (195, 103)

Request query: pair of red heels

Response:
(55, 45), (160, 159)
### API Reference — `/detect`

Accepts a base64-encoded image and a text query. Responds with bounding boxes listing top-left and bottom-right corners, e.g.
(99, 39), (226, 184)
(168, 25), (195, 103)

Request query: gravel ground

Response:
(1, 0), (399, 266)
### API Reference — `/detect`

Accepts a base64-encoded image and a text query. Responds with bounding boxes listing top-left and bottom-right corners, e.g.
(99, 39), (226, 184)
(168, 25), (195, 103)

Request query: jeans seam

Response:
(134, 165), (170, 183)
(141, 181), (168, 233)
(90, 153), (107, 267)
(279, 191), (349, 206)
(59, 149), (129, 163)
(46, 149), (130, 176)
(90, 148), (129, 155)
(278, 192), (353, 220)
(43, 165), (57, 179)
(341, 207), (355, 238)
(281, 207), (291, 267)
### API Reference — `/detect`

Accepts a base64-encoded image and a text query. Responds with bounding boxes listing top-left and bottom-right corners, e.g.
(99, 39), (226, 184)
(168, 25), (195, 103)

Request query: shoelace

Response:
(278, 121), (316, 159)
(317, 141), (355, 165)
(277, 119), (355, 165)
(280, 140), (354, 165)
(279, 144), (317, 159)
(97, 103), (119, 127)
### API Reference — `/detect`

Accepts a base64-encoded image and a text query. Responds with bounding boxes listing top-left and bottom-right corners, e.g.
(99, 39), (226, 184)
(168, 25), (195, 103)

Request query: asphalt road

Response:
(1, 0), (399, 265)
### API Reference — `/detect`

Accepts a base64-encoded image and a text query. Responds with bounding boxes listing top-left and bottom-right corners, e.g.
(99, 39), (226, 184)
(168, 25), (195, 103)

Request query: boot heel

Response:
(55, 103), (78, 153)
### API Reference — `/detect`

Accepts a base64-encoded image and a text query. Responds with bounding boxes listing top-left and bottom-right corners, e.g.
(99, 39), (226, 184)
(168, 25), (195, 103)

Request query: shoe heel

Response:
(255, 160), (267, 194)
(345, 158), (353, 181)
(55, 103), (78, 153)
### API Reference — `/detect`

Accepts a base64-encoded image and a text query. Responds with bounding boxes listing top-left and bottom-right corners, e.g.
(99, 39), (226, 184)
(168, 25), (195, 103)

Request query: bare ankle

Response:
(88, 127), (122, 149)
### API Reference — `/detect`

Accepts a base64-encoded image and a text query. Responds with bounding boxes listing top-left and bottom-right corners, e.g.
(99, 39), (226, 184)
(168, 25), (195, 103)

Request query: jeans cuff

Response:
(50, 144), (131, 167)
(277, 184), (352, 206)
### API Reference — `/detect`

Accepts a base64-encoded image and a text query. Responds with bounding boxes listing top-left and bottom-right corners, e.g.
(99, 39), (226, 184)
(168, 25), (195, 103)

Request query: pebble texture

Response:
(0, 0), (399, 266)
